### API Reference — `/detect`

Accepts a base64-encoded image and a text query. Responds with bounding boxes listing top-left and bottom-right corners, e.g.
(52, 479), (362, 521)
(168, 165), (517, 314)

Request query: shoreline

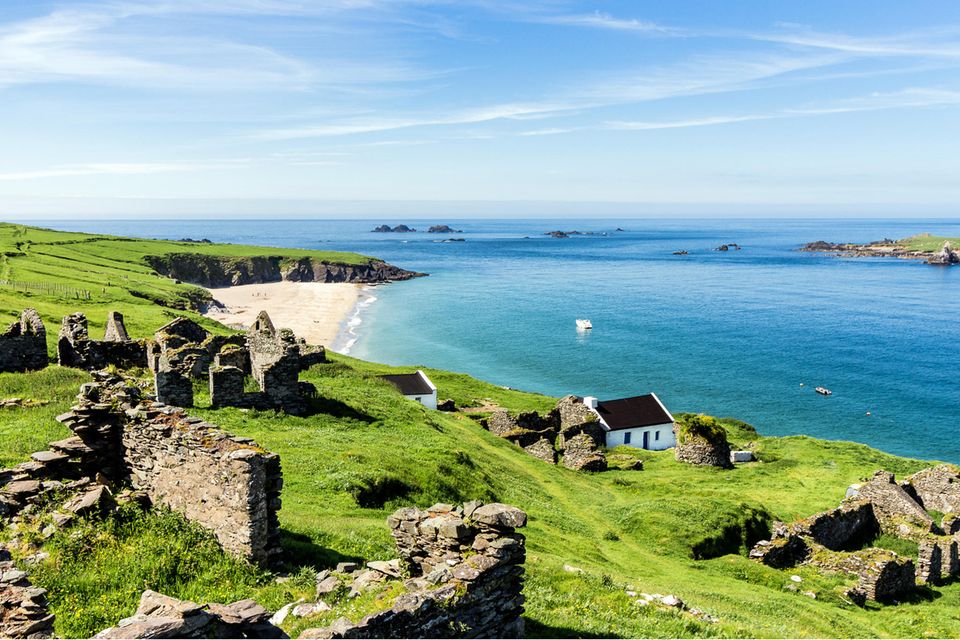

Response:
(202, 281), (366, 350)
(330, 285), (379, 355)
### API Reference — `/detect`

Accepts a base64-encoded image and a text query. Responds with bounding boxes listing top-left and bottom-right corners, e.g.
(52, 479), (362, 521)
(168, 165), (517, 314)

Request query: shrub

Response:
(677, 414), (728, 445)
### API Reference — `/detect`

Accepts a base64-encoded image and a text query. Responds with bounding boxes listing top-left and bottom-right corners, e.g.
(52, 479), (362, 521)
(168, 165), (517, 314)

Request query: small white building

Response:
(583, 393), (675, 450)
(380, 370), (438, 410)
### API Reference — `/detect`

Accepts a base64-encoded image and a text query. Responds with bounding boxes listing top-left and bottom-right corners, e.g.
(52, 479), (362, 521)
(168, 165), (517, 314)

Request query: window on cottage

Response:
(624, 432), (632, 444)
(655, 431), (660, 441)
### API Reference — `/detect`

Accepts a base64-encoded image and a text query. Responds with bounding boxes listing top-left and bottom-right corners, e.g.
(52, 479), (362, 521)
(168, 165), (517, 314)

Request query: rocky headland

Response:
(801, 237), (960, 266)
(145, 253), (426, 288)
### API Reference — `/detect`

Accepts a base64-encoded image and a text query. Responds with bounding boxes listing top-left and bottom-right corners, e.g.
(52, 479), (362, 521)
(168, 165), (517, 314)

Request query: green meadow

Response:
(1, 223), (957, 638)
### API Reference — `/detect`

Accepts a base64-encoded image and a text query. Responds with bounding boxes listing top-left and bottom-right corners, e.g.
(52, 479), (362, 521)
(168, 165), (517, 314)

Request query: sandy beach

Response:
(203, 282), (361, 348)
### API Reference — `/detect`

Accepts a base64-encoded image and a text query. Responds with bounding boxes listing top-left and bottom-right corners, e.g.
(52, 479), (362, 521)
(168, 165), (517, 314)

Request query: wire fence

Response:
(0, 279), (92, 300)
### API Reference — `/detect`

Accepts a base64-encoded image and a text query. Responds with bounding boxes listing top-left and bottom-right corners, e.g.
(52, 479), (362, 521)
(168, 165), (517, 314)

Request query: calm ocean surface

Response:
(37, 218), (960, 462)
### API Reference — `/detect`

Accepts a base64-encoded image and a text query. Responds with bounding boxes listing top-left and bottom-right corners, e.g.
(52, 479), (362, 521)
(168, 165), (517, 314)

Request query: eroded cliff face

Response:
(145, 253), (425, 287)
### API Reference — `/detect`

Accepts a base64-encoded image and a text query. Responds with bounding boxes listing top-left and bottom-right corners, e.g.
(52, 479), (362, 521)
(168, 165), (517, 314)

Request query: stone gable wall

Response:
(0, 309), (47, 373)
(57, 312), (146, 371)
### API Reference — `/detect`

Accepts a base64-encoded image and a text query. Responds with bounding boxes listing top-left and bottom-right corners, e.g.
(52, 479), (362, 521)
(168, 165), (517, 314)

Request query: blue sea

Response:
(36, 218), (960, 463)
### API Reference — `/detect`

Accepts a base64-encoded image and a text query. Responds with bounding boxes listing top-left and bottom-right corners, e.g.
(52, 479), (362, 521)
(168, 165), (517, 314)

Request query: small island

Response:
(427, 225), (462, 233)
(801, 234), (960, 265)
(544, 230), (611, 238)
(372, 224), (416, 233)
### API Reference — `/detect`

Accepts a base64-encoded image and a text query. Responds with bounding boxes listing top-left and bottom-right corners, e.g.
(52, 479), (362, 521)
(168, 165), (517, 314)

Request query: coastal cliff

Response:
(145, 253), (426, 287)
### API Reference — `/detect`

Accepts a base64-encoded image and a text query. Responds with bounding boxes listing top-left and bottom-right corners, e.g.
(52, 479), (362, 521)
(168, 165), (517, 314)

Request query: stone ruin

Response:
(482, 395), (607, 471)
(673, 416), (733, 469)
(750, 467), (960, 605)
(0, 543), (54, 639)
(95, 590), (285, 639)
(57, 311), (148, 370)
(150, 312), (325, 415)
(0, 309), (47, 373)
(300, 501), (528, 639)
(0, 373), (282, 567)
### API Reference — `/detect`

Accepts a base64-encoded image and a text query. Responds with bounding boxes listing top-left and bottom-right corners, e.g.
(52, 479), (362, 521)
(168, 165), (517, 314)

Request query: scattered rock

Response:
(292, 602), (331, 618)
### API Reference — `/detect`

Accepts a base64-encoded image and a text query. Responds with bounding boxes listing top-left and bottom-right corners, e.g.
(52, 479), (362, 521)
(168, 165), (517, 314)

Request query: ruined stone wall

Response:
(790, 500), (878, 551)
(120, 406), (283, 566)
(0, 544), (54, 639)
(54, 377), (282, 566)
(95, 590), (284, 639)
(57, 312), (147, 371)
(302, 502), (527, 639)
(855, 471), (934, 533)
(907, 466), (960, 515)
(0, 309), (47, 373)
(483, 396), (607, 471)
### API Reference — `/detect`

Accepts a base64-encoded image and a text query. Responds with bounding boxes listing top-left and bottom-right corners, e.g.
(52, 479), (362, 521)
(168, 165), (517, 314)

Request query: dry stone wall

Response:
(51, 374), (283, 566)
(751, 468), (960, 605)
(57, 312), (147, 370)
(673, 422), (733, 469)
(0, 544), (54, 639)
(0, 309), (47, 373)
(95, 590), (286, 639)
(906, 465), (960, 514)
(482, 395), (607, 471)
(301, 502), (528, 639)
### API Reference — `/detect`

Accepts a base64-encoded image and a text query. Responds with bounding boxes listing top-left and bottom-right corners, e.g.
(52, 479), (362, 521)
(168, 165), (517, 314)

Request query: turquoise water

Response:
(39, 218), (960, 462)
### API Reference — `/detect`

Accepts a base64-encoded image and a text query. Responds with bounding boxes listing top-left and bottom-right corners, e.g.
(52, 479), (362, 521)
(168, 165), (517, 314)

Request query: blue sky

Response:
(1, 0), (960, 217)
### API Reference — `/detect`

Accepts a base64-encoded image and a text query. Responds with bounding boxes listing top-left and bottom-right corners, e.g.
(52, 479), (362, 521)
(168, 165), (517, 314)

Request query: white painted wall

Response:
(404, 370), (438, 410)
(406, 390), (437, 410)
(604, 423), (675, 450)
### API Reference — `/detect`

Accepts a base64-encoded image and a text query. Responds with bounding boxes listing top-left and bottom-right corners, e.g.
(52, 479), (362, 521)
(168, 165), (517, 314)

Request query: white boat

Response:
(576, 319), (593, 330)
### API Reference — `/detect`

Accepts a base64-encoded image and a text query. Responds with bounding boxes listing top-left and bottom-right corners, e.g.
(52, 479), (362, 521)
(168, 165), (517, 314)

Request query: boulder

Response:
(470, 503), (527, 529)
(63, 485), (116, 517)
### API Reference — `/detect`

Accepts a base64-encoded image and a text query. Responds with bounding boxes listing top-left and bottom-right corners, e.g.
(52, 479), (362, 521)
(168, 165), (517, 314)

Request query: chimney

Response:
(583, 396), (598, 410)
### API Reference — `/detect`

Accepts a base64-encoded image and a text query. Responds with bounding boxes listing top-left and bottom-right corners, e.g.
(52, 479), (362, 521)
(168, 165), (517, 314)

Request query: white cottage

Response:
(583, 393), (675, 450)
(380, 370), (438, 410)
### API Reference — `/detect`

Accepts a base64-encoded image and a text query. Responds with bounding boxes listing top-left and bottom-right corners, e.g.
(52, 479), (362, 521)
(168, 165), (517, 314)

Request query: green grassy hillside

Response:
(0, 222), (375, 349)
(0, 223), (956, 638)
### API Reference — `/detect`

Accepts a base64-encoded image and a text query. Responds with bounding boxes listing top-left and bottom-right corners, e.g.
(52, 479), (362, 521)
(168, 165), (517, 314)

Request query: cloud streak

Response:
(0, 161), (249, 181)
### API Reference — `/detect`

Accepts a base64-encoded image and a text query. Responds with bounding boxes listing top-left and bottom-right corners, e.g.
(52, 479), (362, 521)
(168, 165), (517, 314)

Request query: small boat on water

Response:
(576, 319), (593, 330)
(815, 386), (832, 396)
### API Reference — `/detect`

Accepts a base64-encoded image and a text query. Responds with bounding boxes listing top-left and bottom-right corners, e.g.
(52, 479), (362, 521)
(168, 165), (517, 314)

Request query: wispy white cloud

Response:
(0, 161), (248, 181)
(750, 27), (960, 58)
(0, 1), (439, 91)
(534, 11), (672, 34)
(253, 102), (576, 139)
(535, 9), (960, 60)
(602, 88), (960, 132)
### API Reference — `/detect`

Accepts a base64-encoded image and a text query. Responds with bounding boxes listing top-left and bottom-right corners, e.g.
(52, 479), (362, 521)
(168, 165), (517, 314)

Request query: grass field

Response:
(897, 233), (960, 252)
(0, 222), (375, 350)
(1, 222), (957, 638)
